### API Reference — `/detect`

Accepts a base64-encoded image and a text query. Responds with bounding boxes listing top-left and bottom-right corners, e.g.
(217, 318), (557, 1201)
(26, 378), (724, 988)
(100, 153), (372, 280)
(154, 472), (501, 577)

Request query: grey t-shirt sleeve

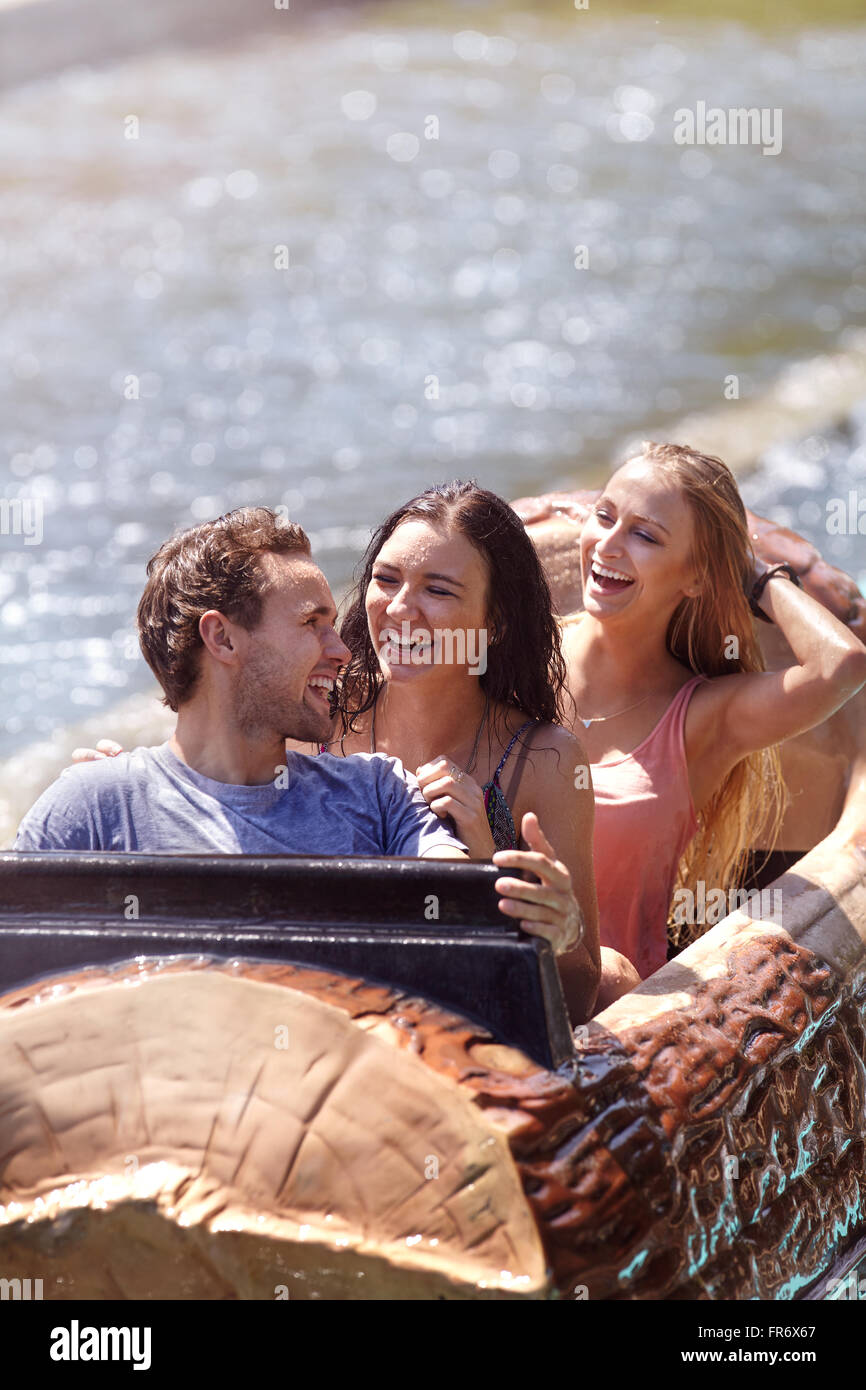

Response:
(375, 758), (468, 858)
(14, 768), (99, 851)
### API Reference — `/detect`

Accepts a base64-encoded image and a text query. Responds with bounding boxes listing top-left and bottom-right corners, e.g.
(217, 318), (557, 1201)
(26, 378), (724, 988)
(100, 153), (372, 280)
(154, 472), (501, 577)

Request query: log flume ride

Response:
(0, 498), (864, 1300)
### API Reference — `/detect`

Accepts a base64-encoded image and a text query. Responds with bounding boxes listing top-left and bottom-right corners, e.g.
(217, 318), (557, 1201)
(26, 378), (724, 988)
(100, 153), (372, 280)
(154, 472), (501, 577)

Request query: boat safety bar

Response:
(0, 852), (575, 1069)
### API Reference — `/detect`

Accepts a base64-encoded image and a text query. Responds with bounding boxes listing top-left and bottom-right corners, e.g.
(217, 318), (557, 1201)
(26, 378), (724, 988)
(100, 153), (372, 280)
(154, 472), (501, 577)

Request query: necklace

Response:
(575, 692), (654, 729)
(370, 689), (490, 774)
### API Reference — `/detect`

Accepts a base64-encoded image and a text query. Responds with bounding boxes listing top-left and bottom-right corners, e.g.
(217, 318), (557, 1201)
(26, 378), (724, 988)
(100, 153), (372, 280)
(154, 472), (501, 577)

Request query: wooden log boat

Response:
(0, 506), (864, 1301)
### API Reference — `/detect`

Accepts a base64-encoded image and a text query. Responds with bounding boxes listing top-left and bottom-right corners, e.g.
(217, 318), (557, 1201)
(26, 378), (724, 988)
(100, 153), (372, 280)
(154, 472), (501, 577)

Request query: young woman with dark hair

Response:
(326, 480), (600, 1020)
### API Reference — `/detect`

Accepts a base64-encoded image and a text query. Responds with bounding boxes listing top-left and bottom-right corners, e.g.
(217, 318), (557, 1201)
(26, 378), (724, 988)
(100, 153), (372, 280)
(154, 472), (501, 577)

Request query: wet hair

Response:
(335, 480), (567, 734)
(137, 506), (310, 711)
(634, 441), (786, 944)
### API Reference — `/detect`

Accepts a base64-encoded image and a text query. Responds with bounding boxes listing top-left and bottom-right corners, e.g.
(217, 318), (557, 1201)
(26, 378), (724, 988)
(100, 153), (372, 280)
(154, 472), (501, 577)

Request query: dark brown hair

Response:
(137, 506), (310, 710)
(335, 480), (567, 733)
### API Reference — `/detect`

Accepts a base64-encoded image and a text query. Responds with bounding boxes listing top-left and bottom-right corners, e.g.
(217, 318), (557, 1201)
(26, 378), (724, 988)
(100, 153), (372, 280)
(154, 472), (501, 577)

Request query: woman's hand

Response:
(70, 739), (124, 763)
(492, 811), (584, 956)
(415, 756), (496, 859)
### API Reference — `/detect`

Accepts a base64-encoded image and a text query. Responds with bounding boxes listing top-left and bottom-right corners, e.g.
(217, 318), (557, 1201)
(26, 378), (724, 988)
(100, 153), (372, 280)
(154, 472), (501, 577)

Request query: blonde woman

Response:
(558, 441), (866, 1000)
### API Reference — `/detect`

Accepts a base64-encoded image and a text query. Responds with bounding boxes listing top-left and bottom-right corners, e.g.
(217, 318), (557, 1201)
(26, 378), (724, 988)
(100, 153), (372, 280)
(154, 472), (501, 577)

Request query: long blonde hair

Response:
(639, 442), (786, 946)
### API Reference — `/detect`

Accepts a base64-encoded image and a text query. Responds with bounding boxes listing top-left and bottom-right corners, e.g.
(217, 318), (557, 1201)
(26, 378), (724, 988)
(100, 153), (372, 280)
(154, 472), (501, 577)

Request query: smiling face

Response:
(365, 518), (491, 684)
(231, 553), (350, 742)
(579, 456), (702, 623)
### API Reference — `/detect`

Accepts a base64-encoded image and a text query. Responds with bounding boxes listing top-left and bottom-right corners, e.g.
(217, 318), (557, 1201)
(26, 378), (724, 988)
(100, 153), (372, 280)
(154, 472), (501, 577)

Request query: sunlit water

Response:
(1, 1), (865, 838)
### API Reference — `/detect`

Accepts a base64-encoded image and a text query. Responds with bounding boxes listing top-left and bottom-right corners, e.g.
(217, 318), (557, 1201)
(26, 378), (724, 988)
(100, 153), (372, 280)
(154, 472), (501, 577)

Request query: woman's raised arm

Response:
(688, 565), (866, 799)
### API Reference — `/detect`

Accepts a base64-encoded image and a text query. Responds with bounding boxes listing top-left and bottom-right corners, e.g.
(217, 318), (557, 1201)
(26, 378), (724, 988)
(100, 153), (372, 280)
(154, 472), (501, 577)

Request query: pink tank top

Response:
(590, 674), (707, 980)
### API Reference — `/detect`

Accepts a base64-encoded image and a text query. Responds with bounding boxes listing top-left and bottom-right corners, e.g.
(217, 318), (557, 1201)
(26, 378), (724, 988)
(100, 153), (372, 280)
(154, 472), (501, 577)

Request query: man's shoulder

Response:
(305, 750), (412, 783)
(298, 750), (421, 812)
(27, 747), (166, 824)
(52, 745), (164, 795)
(14, 746), (165, 852)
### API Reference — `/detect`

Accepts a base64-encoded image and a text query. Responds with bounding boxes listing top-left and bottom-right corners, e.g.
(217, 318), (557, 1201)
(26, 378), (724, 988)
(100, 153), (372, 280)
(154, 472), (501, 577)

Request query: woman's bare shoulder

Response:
(509, 719), (589, 785)
(508, 721), (593, 837)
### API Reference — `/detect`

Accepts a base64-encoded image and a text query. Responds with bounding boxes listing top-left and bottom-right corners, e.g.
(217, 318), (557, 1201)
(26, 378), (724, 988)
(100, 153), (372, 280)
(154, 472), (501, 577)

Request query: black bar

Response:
(0, 853), (574, 1069)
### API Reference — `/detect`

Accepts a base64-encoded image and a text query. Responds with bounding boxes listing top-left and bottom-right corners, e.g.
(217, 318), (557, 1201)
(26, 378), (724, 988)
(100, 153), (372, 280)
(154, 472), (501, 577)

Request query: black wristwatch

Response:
(749, 562), (803, 622)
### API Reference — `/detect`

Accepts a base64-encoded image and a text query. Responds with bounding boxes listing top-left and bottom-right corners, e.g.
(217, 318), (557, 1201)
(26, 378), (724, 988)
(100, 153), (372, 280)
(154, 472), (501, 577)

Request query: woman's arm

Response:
(506, 725), (601, 1021)
(417, 728), (598, 993)
(688, 568), (866, 802)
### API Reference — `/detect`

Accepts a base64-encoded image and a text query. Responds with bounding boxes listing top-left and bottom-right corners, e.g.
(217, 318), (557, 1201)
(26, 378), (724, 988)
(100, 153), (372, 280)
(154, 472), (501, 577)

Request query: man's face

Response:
(230, 553), (349, 744)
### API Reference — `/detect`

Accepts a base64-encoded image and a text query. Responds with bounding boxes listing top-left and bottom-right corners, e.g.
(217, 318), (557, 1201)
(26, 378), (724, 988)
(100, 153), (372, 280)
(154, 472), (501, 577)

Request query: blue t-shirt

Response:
(13, 743), (467, 859)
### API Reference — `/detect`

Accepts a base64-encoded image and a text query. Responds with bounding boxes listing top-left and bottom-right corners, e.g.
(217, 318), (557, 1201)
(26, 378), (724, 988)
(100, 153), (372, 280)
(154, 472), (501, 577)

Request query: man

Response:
(14, 508), (467, 859)
(16, 508), (587, 969)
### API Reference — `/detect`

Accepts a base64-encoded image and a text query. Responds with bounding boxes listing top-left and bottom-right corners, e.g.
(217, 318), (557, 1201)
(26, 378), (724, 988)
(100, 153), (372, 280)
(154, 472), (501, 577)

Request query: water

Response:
(740, 402), (866, 589)
(1, 0), (865, 841)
